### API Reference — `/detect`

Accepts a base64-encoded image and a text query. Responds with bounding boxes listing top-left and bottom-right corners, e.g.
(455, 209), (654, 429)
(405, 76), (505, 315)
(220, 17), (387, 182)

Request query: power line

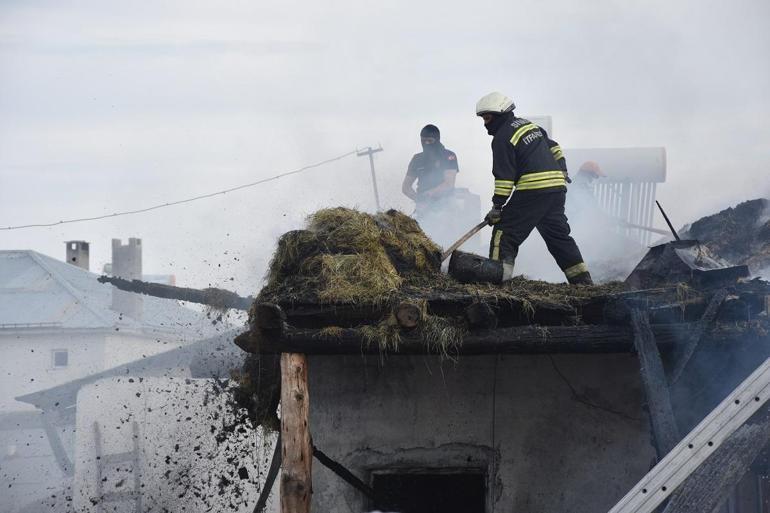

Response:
(2, 149), (358, 231)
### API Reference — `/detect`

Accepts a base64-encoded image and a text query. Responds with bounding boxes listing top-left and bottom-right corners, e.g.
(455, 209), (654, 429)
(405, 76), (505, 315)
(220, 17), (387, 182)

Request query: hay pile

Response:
(262, 208), (441, 303)
(258, 207), (628, 309)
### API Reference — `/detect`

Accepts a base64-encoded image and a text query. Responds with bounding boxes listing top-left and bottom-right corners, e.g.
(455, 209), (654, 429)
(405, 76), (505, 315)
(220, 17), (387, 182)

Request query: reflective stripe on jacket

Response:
(490, 113), (566, 206)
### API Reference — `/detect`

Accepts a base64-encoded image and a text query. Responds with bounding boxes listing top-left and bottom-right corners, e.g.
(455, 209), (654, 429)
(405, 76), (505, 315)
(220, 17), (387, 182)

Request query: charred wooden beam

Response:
(630, 308), (680, 459)
(98, 275), (253, 310)
(267, 290), (579, 329)
(250, 323), (709, 355)
(394, 301), (424, 329)
(269, 282), (770, 331)
(237, 319), (770, 356)
(465, 301), (498, 330)
(254, 303), (287, 331)
(669, 288), (728, 385)
(280, 353), (312, 513)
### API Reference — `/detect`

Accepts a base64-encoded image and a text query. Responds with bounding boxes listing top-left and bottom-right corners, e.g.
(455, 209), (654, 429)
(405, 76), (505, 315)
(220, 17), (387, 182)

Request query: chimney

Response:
(65, 241), (90, 270)
(111, 238), (143, 320)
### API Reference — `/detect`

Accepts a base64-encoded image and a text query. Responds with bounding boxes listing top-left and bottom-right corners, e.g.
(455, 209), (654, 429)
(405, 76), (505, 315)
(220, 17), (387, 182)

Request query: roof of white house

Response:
(0, 250), (223, 337)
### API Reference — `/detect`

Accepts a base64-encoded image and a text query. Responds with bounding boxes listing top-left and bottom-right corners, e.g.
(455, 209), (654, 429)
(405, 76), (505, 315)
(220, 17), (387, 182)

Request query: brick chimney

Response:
(111, 238), (143, 320)
(65, 241), (90, 270)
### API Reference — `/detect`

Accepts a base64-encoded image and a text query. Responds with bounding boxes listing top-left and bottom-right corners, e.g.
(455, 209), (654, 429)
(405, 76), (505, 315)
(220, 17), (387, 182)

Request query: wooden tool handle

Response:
(441, 220), (488, 262)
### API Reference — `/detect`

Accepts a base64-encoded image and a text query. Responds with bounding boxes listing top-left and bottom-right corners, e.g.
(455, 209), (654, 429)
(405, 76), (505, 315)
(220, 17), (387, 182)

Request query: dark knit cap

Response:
(420, 124), (440, 140)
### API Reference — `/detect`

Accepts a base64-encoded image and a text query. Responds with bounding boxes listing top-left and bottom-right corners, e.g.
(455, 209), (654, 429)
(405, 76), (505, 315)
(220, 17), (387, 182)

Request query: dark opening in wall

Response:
(372, 471), (486, 513)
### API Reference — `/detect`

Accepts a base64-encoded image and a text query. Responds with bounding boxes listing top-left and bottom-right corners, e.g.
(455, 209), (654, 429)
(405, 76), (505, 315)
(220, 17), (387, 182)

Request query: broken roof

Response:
(236, 207), (770, 358)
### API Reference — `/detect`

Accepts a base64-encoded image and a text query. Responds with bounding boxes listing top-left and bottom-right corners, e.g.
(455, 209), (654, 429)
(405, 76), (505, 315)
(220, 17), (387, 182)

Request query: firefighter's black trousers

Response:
(489, 190), (588, 280)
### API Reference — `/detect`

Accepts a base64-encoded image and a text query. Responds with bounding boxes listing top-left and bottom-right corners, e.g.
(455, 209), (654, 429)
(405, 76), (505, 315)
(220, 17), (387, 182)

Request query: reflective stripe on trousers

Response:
(491, 229), (504, 261)
(563, 262), (589, 278)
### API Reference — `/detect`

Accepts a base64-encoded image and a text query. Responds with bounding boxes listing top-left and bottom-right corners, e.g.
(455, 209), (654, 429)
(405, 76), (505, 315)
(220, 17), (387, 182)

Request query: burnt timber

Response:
(235, 321), (768, 356)
(98, 274), (253, 311)
(238, 280), (770, 357)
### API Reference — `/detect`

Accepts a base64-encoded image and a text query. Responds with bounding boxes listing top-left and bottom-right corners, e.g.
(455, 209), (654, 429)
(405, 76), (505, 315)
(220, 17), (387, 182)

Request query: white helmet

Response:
(475, 92), (515, 116)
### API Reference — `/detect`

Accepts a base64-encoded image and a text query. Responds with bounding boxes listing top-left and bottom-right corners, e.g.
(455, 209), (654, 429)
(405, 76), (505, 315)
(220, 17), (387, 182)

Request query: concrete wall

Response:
(308, 353), (655, 513)
(0, 330), (188, 413)
(0, 330), (188, 512)
(0, 331), (107, 413)
(0, 421), (72, 513)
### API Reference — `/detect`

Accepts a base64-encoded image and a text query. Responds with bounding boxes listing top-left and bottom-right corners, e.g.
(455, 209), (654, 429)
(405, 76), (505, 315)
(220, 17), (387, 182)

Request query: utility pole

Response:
(357, 146), (383, 211)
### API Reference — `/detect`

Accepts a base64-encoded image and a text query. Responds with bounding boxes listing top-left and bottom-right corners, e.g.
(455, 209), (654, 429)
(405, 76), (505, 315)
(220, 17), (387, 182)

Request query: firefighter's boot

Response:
(568, 271), (594, 286)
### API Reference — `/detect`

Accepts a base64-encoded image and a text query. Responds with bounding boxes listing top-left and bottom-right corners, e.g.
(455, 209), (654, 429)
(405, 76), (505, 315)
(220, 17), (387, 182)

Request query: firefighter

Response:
(567, 160), (605, 217)
(573, 160), (605, 189)
(475, 92), (593, 285)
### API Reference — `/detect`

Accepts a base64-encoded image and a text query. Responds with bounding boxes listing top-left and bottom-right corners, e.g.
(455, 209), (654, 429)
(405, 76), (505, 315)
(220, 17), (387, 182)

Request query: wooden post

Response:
(280, 353), (312, 513)
(630, 308), (680, 458)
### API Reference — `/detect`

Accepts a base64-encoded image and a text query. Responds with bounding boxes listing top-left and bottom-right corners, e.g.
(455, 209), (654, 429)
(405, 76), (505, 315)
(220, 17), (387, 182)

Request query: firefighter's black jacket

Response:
(489, 112), (567, 208)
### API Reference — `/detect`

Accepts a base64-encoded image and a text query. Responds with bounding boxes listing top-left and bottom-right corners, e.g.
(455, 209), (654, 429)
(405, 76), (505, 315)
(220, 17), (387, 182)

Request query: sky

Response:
(1, 0), (769, 291)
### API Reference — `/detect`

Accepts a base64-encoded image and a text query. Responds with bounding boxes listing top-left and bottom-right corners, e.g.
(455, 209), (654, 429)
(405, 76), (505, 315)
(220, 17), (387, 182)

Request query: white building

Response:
(0, 247), (227, 512)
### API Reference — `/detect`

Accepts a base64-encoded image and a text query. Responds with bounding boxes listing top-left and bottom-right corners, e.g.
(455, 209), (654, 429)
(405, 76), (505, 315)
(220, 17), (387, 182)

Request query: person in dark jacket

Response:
(402, 124), (459, 210)
(475, 92), (592, 285)
(402, 125), (461, 247)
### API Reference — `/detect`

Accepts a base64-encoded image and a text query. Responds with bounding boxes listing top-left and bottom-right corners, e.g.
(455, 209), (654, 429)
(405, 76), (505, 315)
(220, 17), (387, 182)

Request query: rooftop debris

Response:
(680, 198), (770, 275)
(259, 207), (624, 303)
(252, 207), (633, 352)
(625, 240), (749, 289)
(249, 207), (769, 345)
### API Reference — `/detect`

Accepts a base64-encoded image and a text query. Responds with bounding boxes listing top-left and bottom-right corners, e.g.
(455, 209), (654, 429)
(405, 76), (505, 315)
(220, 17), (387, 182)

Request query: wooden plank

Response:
(662, 409), (770, 513)
(280, 353), (312, 513)
(630, 308), (680, 458)
(98, 275), (253, 310)
(269, 292), (577, 329)
(669, 289), (728, 385)
(248, 322), (758, 355)
(262, 324), (636, 354)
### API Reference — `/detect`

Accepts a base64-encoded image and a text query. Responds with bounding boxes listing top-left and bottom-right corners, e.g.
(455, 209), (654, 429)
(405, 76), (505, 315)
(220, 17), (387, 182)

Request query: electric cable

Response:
(2, 149), (358, 231)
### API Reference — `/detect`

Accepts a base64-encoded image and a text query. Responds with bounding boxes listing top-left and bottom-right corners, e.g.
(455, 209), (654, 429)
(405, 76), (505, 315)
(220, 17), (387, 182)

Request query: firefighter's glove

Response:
(485, 206), (503, 226)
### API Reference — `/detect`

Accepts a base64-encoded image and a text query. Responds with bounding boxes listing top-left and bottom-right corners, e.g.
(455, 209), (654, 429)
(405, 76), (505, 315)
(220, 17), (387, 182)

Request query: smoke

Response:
(412, 194), (485, 256)
(510, 186), (650, 283)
